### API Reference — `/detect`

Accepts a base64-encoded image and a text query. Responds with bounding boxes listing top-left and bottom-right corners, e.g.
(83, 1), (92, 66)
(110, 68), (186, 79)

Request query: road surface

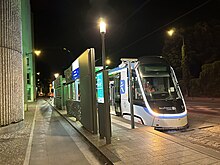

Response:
(166, 100), (220, 152)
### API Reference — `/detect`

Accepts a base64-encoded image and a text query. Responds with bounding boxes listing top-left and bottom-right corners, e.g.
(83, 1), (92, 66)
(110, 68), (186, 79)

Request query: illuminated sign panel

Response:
(72, 68), (80, 81)
(71, 58), (80, 81)
(72, 58), (79, 70)
(96, 72), (104, 103)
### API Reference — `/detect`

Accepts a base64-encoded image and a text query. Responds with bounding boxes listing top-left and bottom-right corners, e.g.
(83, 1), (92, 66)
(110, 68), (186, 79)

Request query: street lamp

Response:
(26, 49), (41, 56)
(167, 28), (185, 58)
(167, 28), (175, 37)
(63, 47), (71, 53)
(99, 18), (111, 144)
(34, 50), (41, 56)
(106, 58), (111, 65)
(54, 73), (59, 79)
(99, 18), (107, 70)
(167, 28), (188, 96)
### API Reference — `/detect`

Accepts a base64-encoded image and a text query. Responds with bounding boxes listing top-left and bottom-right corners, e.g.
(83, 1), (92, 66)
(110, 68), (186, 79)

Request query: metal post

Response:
(181, 36), (185, 61)
(128, 62), (135, 129)
(104, 70), (111, 144)
(101, 33), (106, 70)
(181, 36), (189, 96)
(101, 32), (111, 144)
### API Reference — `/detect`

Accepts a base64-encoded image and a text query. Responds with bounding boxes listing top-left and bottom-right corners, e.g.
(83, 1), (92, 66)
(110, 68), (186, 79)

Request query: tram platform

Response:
(52, 102), (220, 164)
(2, 99), (219, 165)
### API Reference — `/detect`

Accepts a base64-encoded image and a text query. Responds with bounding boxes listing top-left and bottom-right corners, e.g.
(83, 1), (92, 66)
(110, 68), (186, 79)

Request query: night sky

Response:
(30, 0), (219, 82)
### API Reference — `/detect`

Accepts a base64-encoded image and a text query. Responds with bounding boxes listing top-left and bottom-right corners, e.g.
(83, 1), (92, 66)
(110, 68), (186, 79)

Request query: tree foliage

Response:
(162, 20), (220, 97)
(163, 20), (220, 78)
(189, 61), (220, 97)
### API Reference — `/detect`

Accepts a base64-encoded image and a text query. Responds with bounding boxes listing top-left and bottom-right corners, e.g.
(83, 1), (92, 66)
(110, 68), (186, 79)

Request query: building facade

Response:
(21, 0), (36, 105)
(0, 0), (24, 126)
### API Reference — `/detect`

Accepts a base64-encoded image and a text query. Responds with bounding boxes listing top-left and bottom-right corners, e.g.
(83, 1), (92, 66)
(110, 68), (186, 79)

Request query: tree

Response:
(162, 20), (220, 96)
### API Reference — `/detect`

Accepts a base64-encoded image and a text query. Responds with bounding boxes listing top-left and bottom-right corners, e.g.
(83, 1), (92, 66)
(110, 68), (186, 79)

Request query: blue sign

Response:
(120, 80), (125, 94)
(96, 72), (104, 103)
(72, 68), (80, 81)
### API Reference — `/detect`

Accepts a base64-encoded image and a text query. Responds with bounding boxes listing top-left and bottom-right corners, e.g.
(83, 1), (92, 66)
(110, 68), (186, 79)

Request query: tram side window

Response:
(131, 71), (143, 100)
(114, 75), (121, 102)
(133, 77), (143, 100)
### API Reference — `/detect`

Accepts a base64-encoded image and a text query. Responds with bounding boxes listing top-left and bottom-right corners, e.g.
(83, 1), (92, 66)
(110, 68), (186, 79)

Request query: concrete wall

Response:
(0, 0), (24, 126)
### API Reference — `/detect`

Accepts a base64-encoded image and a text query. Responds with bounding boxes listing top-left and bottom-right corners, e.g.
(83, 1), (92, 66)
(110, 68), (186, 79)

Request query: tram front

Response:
(135, 56), (188, 130)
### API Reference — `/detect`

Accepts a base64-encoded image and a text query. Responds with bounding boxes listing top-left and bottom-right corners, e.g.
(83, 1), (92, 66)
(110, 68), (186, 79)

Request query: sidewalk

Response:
(50, 102), (220, 165)
(0, 102), (36, 165)
(1, 100), (220, 165)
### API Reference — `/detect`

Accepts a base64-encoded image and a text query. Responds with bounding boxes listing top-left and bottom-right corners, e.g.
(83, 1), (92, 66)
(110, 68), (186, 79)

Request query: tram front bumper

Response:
(153, 115), (188, 130)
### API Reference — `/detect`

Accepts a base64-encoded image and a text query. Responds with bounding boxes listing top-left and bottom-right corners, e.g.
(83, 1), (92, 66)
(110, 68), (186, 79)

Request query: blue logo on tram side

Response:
(72, 68), (80, 81)
(120, 80), (125, 94)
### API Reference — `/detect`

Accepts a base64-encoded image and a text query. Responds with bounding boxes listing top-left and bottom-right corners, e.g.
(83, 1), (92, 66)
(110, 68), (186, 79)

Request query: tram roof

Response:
(138, 56), (169, 65)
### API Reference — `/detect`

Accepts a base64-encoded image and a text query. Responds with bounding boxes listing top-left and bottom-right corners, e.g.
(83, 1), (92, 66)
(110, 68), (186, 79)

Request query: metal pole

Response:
(101, 32), (111, 144)
(101, 33), (106, 70)
(181, 36), (188, 96)
(181, 36), (185, 61)
(104, 70), (111, 144)
(128, 62), (135, 129)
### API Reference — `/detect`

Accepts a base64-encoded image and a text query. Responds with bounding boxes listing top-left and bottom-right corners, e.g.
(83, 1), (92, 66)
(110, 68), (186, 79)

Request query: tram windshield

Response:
(138, 64), (179, 101)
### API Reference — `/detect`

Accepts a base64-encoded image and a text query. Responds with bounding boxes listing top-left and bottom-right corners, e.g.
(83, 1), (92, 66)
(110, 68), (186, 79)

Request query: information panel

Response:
(96, 72), (104, 103)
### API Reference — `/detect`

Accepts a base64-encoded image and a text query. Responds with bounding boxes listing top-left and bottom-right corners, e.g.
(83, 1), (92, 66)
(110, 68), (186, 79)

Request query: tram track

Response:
(165, 100), (220, 152)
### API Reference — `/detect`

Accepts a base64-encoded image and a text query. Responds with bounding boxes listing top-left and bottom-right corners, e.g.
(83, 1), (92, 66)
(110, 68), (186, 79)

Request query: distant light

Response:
(37, 72), (40, 75)
(99, 18), (106, 34)
(63, 47), (71, 53)
(167, 28), (175, 37)
(54, 73), (59, 78)
(106, 59), (111, 65)
(34, 50), (41, 56)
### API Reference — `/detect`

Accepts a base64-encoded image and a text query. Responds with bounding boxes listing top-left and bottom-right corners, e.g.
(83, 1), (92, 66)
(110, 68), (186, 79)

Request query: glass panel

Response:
(27, 88), (31, 100)
(72, 83), (75, 100)
(27, 57), (30, 66)
(141, 76), (178, 101)
(130, 71), (142, 100)
(133, 77), (143, 100)
(27, 73), (30, 84)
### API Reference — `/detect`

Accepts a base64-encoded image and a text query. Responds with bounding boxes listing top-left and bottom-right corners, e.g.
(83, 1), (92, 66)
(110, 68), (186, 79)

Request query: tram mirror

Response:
(170, 87), (175, 92)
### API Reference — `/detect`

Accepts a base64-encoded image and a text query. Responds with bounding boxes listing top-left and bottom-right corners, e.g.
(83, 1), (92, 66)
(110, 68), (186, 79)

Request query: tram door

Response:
(109, 73), (121, 116)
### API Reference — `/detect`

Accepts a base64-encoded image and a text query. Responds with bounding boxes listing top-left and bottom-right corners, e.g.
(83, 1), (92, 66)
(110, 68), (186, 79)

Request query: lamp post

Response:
(99, 18), (111, 144)
(167, 29), (185, 61)
(167, 28), (189, 96)
(100, 19), (106, 70)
